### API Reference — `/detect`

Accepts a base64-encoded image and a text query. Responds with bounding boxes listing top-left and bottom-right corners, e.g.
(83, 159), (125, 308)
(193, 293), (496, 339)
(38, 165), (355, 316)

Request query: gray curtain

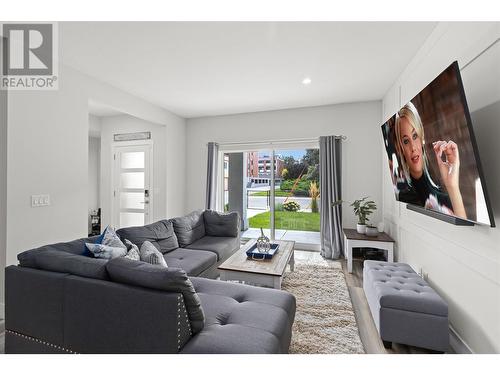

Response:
(320, 136), (343, 259)
(206, 142), (219, 210)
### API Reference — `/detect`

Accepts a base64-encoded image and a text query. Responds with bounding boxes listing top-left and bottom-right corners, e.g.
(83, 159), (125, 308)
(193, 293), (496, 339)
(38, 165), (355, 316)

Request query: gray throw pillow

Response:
(124, 239), (140, 261)
(116, 220), (179, 254)
(172, 210), (206, 247)
(140, 241), (168, 268)
(204, 210), (240, 237)
(85, 243), (127, 259)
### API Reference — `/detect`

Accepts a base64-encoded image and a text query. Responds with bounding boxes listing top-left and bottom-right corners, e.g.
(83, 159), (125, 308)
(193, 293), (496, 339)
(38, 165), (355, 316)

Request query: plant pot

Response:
(365, 226), (379, 237)
(356, 224), (366, 234)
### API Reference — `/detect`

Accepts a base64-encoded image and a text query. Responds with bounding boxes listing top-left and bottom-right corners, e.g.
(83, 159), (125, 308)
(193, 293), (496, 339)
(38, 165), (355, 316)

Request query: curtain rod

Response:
(209, 135), (346, 147)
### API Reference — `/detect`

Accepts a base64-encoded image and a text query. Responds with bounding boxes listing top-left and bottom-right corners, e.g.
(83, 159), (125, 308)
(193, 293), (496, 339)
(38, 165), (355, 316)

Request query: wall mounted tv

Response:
(381, 61), (495, 227)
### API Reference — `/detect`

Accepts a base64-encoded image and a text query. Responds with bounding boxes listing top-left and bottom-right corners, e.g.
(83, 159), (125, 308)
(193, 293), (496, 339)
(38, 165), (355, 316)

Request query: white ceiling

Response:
(61, 22), (437, 118)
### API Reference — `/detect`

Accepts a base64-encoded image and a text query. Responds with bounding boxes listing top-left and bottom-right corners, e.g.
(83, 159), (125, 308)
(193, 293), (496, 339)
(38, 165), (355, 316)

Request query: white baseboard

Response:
(449, 325), (473, 354)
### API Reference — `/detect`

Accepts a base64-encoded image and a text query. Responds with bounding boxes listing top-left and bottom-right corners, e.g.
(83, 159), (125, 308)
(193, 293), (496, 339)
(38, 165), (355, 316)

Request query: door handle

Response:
(140, 201), (150, 204)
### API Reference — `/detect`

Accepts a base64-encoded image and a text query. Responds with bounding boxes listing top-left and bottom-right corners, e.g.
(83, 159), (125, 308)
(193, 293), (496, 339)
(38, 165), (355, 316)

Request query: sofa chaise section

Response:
(182, 277), (296, 354)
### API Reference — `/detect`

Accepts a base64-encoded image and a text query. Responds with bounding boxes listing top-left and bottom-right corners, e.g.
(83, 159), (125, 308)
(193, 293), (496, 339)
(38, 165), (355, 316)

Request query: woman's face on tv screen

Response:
(399, 116), (424, 178)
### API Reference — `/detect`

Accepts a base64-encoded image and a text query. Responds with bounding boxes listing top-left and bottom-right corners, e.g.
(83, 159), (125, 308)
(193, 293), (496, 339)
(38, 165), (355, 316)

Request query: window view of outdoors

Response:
(223, 148), (320, 246)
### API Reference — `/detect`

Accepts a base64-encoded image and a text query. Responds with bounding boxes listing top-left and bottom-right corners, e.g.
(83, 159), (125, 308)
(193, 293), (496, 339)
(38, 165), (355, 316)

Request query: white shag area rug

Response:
(281, 257), (365, 354)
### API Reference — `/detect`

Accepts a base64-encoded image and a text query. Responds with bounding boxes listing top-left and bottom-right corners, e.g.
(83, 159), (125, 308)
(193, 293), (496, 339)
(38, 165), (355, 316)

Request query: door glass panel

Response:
(120, 212), (144, 228)
(121, 151), (144, 169)
(120, 192), (145, 210)
(121, 172), (144, 189)
(274, 148), (320, 245)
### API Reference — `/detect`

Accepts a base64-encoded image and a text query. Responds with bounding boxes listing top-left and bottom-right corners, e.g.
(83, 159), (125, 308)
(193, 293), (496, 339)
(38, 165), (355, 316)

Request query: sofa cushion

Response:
(186, 236), (239, 261)
(172, 210), (206, 247)
(140, 241), (168, 268)
(163, 248), (216, 276)
(17, 248), (109, 280)
(203, 210), (240, 237)
(106, 257), (205, 334)
(181, 277), (296, 354)
(20, 237), (102, 264)
(117, 220), (179, 254)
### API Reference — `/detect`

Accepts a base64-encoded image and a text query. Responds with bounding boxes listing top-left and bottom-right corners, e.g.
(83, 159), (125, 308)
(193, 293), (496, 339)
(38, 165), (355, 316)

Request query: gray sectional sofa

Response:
(4, 210), (296, 354)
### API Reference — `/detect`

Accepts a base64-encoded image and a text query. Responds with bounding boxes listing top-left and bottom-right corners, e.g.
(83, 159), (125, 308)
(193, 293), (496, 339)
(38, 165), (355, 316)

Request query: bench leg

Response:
(382, 340), (392, 349)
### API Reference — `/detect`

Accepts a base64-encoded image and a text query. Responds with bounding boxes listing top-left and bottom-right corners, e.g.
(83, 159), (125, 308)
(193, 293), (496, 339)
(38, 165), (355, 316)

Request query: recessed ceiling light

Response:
(302, 77), (312, 85)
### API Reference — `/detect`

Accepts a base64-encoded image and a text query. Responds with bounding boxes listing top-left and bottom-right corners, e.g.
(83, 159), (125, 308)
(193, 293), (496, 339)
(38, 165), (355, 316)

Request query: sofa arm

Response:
(63, 275), (192, 353)
(203, 210), (241, 237)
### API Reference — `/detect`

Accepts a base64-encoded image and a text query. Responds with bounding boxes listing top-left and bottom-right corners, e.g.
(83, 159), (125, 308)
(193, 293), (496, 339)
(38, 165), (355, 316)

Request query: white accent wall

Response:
(381, 22), (500, 353)
(3, 64), (186, 302)
(186, 101), (382, 229)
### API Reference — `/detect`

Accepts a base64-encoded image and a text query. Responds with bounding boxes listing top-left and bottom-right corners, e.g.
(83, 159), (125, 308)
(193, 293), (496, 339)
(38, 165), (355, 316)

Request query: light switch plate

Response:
(31, 194), (50, 207)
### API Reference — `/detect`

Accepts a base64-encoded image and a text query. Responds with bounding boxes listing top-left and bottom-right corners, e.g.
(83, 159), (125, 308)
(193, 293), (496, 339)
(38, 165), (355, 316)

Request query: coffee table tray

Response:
(246, 243), (279, 260)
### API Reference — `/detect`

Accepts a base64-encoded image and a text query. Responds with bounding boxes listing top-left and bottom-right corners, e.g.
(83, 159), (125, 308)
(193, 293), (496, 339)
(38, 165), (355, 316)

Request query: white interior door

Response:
(112, 143), (153, 228)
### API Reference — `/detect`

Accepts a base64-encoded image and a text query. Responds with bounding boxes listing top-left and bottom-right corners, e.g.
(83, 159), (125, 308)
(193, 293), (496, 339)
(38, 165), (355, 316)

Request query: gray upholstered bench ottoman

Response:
(363, 260), (449, 352)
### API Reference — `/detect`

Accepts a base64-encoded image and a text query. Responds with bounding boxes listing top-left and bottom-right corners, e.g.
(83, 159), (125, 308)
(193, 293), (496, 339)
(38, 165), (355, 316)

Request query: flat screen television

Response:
(381, 61), (495, 227)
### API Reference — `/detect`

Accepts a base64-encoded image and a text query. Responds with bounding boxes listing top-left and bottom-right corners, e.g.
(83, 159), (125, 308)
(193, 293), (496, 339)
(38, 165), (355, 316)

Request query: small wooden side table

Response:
(343, 228), (395, 273)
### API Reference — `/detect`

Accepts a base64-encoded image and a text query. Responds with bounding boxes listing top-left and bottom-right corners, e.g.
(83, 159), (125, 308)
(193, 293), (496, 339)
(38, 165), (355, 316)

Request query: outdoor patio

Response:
(242, 227), (321, 245)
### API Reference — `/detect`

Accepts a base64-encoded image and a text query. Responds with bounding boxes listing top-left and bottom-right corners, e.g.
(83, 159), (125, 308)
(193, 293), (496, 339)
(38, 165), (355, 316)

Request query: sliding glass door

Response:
(272, 149), (320, 246)
(221, 145), (320, 250)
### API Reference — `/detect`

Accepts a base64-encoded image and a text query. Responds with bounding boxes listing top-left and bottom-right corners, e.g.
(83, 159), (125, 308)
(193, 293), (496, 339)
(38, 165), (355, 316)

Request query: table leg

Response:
(387, 245), (394, 263)
(289, 250), (295, 272)
(273, 277), (282, 289)
(347, 240), (353, 273)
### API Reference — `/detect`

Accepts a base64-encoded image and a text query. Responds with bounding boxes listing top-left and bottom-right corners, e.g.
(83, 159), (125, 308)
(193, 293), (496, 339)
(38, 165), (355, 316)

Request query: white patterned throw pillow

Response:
(101, 226), (127, 250)
(124, 239), (141, 261)
(85, 243), (127, 259)
(140, 241), (168, 268)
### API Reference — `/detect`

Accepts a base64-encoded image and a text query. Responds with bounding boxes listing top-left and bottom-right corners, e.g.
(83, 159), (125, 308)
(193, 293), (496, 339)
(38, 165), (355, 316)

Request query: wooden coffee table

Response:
(218, 239), (295, 289)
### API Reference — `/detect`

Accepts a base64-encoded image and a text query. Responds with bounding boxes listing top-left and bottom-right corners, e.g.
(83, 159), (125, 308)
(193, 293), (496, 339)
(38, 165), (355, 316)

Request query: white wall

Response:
(0, 87), (7, 319)
(89, 114), (101, 138)
(4, 64), (186, 287)
(99, 114), (167, 227)
(165, 114), (187, 218)
(381, 22), (500, 353)
(88, 135), (101, 233)
(186, 101), (382, 228)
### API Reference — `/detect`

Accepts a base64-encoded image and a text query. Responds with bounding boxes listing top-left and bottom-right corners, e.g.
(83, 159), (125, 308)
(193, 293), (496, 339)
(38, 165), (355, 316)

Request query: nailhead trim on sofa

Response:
(6, 330), (77, 354)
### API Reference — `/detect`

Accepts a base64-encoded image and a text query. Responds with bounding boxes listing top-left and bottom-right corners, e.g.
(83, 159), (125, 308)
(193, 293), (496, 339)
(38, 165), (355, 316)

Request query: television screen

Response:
(381, 61), (495, 227)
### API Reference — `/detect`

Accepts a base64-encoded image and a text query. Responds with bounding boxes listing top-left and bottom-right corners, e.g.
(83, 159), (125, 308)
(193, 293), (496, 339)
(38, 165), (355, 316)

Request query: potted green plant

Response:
(350, 197), (377, 234)
(309, 181), (319, 213)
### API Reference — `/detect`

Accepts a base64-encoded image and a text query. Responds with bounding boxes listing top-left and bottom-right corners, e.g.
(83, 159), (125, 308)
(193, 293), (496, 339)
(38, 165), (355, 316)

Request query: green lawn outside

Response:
(248, 211), (320, 232)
